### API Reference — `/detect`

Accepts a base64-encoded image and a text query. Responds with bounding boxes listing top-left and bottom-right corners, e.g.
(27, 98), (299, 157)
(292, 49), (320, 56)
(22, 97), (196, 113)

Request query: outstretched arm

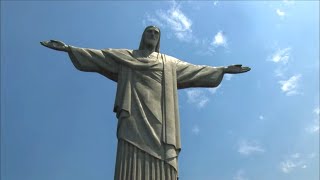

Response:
(175, 59), (250, 89)
(176, 60), (224, 89)
(223, 64), (251, 74)
(40, 40), (119, 81)
(40, 40), (70, 52)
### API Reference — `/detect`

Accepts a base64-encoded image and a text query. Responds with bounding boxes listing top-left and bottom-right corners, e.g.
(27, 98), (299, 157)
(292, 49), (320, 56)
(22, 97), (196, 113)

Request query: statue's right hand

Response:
(40, 40), (69, 52)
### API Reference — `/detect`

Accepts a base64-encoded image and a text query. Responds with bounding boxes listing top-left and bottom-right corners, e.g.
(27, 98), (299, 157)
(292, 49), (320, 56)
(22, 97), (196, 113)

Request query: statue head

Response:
(139, 26), (161, 52)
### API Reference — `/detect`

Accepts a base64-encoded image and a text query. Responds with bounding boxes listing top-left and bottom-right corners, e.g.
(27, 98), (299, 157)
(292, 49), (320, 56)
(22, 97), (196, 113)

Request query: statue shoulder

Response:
(161, 53), (182, 64)
(101, 48), (135, 57)
(102, 48), (133, 53)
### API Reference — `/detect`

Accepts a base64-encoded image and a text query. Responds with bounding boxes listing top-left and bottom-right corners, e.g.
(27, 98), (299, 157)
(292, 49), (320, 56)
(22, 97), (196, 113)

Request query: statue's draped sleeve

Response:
(68, 46), (119, 82)
(175, 59), (225, 89)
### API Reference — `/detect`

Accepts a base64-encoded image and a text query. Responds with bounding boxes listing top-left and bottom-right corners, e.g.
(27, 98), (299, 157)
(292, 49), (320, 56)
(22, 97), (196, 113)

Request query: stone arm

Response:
(40, 40), (119, 82)
(176, 60), (225, 89)
(175, 60), (250, 89)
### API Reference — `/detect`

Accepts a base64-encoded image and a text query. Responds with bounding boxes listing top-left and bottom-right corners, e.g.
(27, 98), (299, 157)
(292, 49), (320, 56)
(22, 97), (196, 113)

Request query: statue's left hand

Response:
(40, 40), (69, 52)
(224, 64), (251, 74)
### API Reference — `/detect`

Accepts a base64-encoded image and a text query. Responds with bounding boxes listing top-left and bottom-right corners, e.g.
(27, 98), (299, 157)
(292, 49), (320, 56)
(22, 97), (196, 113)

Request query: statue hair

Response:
(139, 26), (161, 53)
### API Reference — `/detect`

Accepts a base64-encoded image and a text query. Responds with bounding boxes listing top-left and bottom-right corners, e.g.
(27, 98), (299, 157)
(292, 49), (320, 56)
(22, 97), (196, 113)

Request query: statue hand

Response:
(224, 64), (251, 74)
(40, 40), (69, 52)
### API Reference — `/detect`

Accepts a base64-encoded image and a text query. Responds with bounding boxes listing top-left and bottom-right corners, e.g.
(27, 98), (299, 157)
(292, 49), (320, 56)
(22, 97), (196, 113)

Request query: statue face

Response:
(143, 27), (160, 48)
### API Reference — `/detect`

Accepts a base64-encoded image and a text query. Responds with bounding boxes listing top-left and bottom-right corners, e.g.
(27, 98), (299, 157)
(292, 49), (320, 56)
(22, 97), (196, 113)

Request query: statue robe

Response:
(67, 47), (224, 179)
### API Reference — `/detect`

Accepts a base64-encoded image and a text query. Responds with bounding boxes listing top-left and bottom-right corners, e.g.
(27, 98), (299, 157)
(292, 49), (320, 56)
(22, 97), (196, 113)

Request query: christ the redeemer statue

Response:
(41, 26), (250, 180)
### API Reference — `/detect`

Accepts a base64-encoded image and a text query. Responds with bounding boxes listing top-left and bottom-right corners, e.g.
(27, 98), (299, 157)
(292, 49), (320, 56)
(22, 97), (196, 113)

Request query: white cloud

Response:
(208, 85), (221, 95)
(238, 139), (265, 156)
(144, 14), (164, 27)
(259, 115), (264, 120)
(306, 106), (320, 133)
(306, 124), (319, 133)
(313, 107), (320, 115)
(145, 2), (230, 55)
(159, 8), (191, 32)
(192, 125), (200, 135)
(306, 119), (319, 133)
(269, 48), (291, 64)
(225, 74), (233, 81)
(291, 153), (300, 159)
(278, 74), (302, 96)
(283, 0), (295, 6)
(307, 153), (317, 159)
(146, 2), (193, 42)
(280, 153), (311, 173)
(276, 9), (286, 17)
(268, 47), (302, 96)
(186, 89), (209, 108)
(233, 169), (248, 180)
(280, 160), (299, 173)
(212, 31), (227, 47)
(274, 0), (294, 20)
(207, 31), (229, 53)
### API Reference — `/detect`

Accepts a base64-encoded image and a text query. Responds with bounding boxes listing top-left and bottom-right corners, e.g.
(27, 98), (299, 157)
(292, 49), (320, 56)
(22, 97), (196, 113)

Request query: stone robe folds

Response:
(67, 47), (224, 173)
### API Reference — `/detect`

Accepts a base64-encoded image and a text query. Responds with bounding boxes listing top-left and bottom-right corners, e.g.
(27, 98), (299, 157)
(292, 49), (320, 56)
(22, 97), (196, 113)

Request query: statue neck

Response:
(140, 46), (156, 57)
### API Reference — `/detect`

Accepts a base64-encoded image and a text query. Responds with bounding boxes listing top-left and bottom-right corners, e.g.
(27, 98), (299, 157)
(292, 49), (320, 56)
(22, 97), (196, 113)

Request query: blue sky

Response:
(1, 1), (319, 180)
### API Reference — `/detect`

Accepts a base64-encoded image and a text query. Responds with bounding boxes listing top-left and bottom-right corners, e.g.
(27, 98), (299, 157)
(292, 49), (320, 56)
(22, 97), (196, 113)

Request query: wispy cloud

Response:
(307, 153), (317, 159)
(191, 125), (200, 135)
(267, 47), (303, 95)
(276, 9), (286, 17)
(212, 31), (227, 47)
(274, 0), (295, 19)
(208, 85), (221, 95)
(306, 106), (320, 133)
(291, 153), (300, 159)
(259, 115), (264, 120)
(238, 139), (265, 156)
(186, 85), (221, 108)
(225, 74), (233, 81)
(206, 31), (229, 53)
(306, 120), (319, 133)
(280, 153), (308, 173)
(314, 106), (320, 115)
(145, 2), (193, 42)
(268, 47), (291, 78)
(233, 169), (249, 180)
(269, 48), (291, 64)
(144, 14), (164, 27)
(278, 74), (302, 96)
(280, 160), (302, 173)
(283, 0), (295, 6)
(145, 2), (230, 55)
(186, 89), (209, 108)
